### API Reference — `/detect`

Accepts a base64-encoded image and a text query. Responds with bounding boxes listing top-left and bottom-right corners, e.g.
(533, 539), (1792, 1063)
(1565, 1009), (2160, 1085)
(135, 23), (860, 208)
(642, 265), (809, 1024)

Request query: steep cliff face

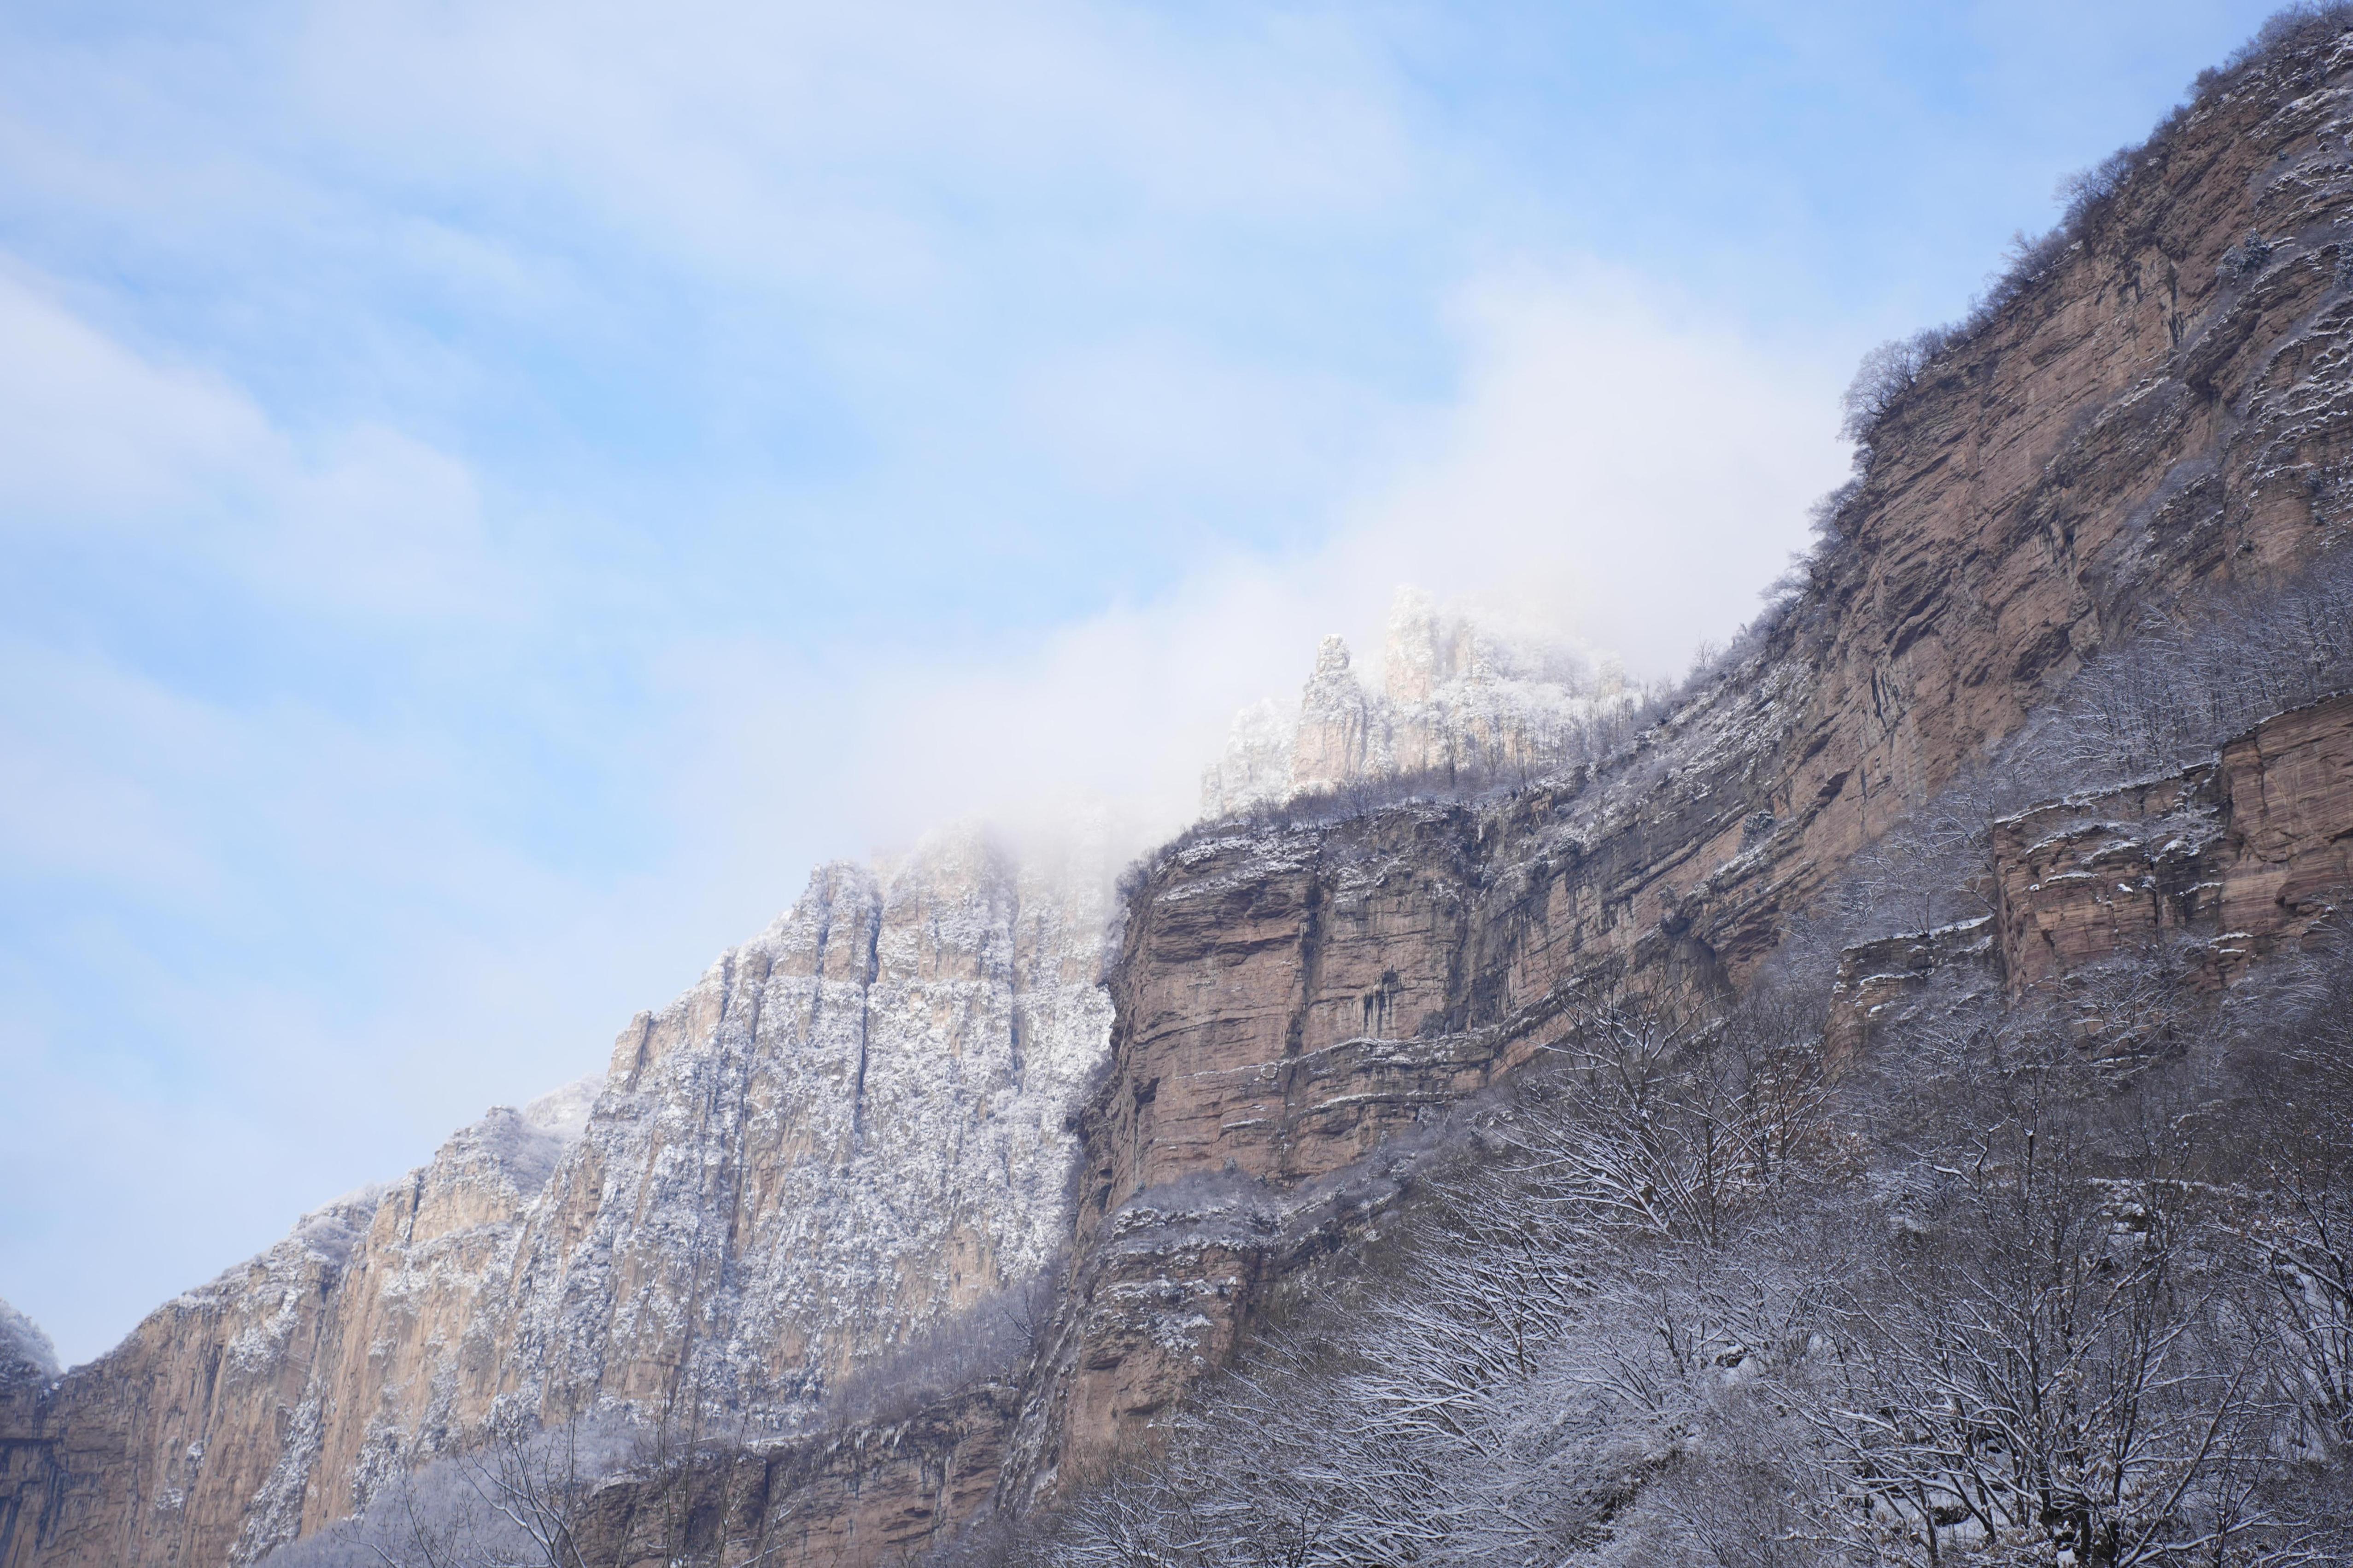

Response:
(0, 831), (1112, 1568)
(0, 1303), (59, 1565)
(1826, 689), (2353, 1059)
(0, 1189), (395, 1568)
(1003, 23), (2353, 1501)
(0, 1309), (53, 1396)
(489, 831), (1110, 1429)
(560, 1385), (1021, 1568)
(1992, 687), (2353, 989)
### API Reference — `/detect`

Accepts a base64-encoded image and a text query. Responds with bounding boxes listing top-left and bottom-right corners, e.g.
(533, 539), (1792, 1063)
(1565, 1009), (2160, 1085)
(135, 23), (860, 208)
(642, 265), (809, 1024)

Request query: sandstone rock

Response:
(567, 1386), (1020, 1568)
(0, 1300), (58, 1565)
(20, 21), (2353, 1568)
(1823, 919), (1997, 1064)
(0, 1305), (53, 1393)
(0, 829), (1113, 1568)
(1007, 25), (2353, 1501)
(1992, 689), (2353, 989)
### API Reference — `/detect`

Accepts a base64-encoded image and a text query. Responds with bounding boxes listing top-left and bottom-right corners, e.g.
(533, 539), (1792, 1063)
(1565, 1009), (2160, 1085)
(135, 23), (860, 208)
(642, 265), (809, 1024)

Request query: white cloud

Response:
(1344, 266), (1851, 673)
(693, 263), (1852, 860)
(291, 0), (1414, 297)
(0, 269), (499, 619)
(0, 270), (273, 517)
(1006, 327), (1406, 509)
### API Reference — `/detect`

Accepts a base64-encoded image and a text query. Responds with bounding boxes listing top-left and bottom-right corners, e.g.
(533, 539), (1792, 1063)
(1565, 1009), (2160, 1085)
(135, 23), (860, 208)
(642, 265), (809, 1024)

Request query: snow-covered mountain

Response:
(1200, 588), (1632, 817)
(0, 826), (1113, 1568)
(15, 16), (2353, 1566)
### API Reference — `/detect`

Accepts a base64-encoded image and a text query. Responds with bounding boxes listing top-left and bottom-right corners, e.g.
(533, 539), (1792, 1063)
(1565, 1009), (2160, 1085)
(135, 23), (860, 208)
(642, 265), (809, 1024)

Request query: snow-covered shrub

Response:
(1838, 328), (1952, 445)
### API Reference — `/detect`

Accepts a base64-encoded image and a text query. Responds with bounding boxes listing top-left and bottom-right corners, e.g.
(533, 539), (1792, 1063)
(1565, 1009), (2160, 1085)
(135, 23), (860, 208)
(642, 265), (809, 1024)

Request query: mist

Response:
(784, 266), (1852, 864)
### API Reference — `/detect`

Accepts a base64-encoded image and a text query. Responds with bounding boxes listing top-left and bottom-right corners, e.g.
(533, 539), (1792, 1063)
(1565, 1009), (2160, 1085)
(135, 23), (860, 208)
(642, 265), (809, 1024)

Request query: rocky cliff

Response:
(1001, 14), (2353, 1503)
(1826, 688), (2353, 1059)
(0, 831), (1112, 1568)
(0, 1302), (58, 1565)
(12, 15), (2353, 1568)
(1993, 688), (2353, 989)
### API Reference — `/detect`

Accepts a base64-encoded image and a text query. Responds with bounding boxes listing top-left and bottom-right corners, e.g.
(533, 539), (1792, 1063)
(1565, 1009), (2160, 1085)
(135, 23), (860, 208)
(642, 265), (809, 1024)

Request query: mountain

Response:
(8, 11), (2353, 1567)
(1199, 587), (1633, 817)
(0, 829), (1114, 1568)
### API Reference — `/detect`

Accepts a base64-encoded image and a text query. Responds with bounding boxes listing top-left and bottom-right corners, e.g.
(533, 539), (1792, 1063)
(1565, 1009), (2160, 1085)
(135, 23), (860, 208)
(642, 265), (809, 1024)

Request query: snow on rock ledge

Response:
(502, 825), (1115, 1421)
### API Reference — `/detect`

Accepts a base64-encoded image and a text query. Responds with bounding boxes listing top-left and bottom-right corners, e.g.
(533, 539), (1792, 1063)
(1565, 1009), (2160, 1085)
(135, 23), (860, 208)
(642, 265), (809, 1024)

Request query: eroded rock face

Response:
(568, 1386), (1020, 1568)
(0, 1305), (61, 1564)
(1006, 27), (2353, 1501)
(0, 1307), (53, 1395)
(1992, 690), (2353, 989)
(0, 1189), (392, 1568)
(1824, 919), (1998, 1063)
(495, 831), (1111, 1431)
(0, 831), (1113, 1568)
(1821, 691), (2353, 1052)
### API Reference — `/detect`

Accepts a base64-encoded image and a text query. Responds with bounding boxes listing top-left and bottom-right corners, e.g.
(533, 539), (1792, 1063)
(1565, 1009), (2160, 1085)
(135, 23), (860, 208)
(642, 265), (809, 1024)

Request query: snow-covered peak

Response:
(501, 822), (1118, 1422)
(0, 1295), (59, 1386)
(1201, 587), (1632, 817)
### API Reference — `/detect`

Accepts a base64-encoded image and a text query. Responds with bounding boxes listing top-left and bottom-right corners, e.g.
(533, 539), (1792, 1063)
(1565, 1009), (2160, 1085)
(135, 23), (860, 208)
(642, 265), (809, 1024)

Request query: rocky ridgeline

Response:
(0, 1304), (54, 1395)
(575, 19), (2353, 1550)
(0, 1300), (58, 1565)
(12, 17), (2353, 1568)
(1199, 588), (1630, 818)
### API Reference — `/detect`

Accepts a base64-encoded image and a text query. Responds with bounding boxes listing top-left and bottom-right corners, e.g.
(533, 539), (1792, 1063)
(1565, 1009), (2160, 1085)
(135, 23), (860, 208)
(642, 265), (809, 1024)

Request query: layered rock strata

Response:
(1824, 687), (2353, 1054)
(0, 1303), (59, 1566)
(1824, 918), (1998, 1063)
(17, 19), (2353, 1568)
(1002, 24), (2353, 1501)
(0, 832), (1112, 1568)
(1995, 689), (2353, 988)
(568, 1385), (1020, 1568)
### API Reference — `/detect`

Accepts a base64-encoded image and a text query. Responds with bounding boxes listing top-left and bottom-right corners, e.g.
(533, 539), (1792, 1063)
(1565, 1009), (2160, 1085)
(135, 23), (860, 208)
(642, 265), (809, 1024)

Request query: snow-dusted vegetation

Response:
(0, 1298), (57, 1387)
(1018, 951), (2353, 1568)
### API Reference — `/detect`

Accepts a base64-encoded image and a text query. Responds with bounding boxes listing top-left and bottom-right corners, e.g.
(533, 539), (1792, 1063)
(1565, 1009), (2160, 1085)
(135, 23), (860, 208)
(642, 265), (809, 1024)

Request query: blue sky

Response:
(0, 0), (2288, 1366)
